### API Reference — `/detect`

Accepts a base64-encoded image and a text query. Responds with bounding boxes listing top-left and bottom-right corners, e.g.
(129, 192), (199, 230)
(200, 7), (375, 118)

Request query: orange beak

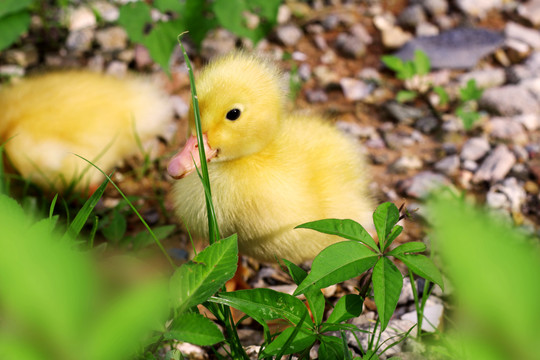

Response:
(167, 133), (218, 179)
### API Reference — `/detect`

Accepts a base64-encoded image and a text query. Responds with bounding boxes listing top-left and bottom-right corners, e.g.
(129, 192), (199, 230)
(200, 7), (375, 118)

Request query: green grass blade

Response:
(177, 33), (220, 245)
(49, 194), (58, 220)
(65, 177), (109, 240)
(73, 154), (176, 269)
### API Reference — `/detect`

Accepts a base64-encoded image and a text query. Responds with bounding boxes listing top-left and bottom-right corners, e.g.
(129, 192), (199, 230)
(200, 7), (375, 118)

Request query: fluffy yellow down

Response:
(0, 71), (172, 192)
(171, 52), (374, 264)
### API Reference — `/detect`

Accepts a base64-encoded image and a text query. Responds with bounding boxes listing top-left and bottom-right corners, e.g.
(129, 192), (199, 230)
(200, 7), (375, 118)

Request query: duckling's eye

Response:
(226, 108), (241, 121)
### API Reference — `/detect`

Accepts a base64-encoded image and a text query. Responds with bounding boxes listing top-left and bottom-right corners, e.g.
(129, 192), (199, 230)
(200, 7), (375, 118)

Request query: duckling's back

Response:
(0, 71), (172, 192)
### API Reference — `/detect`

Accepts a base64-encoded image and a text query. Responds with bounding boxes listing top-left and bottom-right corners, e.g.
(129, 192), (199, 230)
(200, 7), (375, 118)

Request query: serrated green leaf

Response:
(283, 259), (325, 326)
(170, 235), (238, 314)
(326, 294), (363, 324)
(413, 50), (430, 75)
(386, 241), (426, 256)
(166, 313), (224, 346)
(296, 218), (378, 252)
(373, 202), (400, 250)
(262, 325), (316, 356)
(118, 2), (152, 44)
(319, 335), (345, 360)
(294, 241), (378, 295)
(209, 288), (311, 329)
(384, 225), (403, 251)
(459, 79), (483, 101)
(0, 11), (30, 52)
(394, 254), (444, 291)
(0, 0), (33, 18)
(381, 55), (404, 73)
(372, 257), (403, 331)
(396, 90), (418, 103)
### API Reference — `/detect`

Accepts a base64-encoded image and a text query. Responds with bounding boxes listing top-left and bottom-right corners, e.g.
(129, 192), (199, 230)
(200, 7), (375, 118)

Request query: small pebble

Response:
(390, 155), (424, 173)
(480, 85), (540, 116)
(435, 155), (460, 176)
(461, 137), (490, 161)
(305, 89), (328, 103)
(505, 22), (540, 50)
(95, 26), (128, 52)
(276, 24), (303, 47)
(398, 4), (427, 29)
(398, 171), (449, 198)
(473, 144), (516, 183)
(340, 78), (371, 101)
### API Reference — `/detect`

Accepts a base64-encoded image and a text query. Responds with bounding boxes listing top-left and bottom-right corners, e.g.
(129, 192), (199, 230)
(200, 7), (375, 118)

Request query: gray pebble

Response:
(66, 28), (94, 53)
(95, 26), (128, 52)
(518, 0), (540, 27)
(201, 28), (237, 61)
(305, 89), (328, 103)
(480, 85), (540, 116)
(69, 6), (96, 31)
(335, 33), (367, 58)
(455, 0), (504, 18)
(398, 4), (427, 29)
(340, 78), (371, 101)
(416, 22), (440, 37)
(322, 14), (340, 30)
(435, 155), (460, 176)
(92, 1), (120, 22)
(415, 115), (439, 133)
(487, 117), (528, 144)
(461, 137), (490, 161)
(421, 0), (449, 16)
(297, 63), (311, 81)
(385, 101), (425, 125)
(487, 177), (526, 212)
(459, 68), (506, 89)
(398, 171), (450, 198)
(390, 155), (424, 173)
(473, 144), (516, 183)
(276, 24), (303, 47)
(505, 22), (540, 50)
(462, 159), (479, 171)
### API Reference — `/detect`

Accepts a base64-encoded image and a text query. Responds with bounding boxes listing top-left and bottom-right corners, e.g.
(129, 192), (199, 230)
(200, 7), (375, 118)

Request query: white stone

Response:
(505, 22), (540, 50)
(340, 78), (371, 101)
(401, 300), (444, 332)
(69, 6), (96, 31)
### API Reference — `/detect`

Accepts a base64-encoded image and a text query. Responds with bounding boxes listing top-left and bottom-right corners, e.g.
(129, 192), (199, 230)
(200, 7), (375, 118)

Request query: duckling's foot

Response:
(225, 257), (251, 291)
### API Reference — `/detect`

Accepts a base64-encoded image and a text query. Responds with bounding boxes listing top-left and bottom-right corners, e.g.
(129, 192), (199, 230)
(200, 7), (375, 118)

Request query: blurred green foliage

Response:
(429, 194), (540, 360)
(0, 0), (33, 51)
(118, 0), (282, 74)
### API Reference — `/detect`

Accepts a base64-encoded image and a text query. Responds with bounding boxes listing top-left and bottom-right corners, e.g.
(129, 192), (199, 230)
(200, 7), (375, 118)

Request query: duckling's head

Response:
(168, 51), (286, 178)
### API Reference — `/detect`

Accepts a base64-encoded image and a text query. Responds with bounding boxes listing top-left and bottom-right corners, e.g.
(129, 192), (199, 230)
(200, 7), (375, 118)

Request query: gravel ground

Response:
(2, 0), (540, 358)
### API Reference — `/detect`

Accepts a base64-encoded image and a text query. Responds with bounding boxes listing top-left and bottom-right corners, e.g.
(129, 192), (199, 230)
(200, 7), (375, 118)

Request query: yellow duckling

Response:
(168, 52), (374, 264)
(0, 71), (172, 192)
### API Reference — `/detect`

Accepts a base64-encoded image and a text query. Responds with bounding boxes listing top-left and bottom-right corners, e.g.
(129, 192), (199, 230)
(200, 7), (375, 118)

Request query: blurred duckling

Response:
(168, 52), (374, 264)
(0, 71), (173, 193)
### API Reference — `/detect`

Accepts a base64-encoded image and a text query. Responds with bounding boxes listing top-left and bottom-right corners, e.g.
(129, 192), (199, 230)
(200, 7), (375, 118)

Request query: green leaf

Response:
(127, 225), (176, 251)
(294, 241), (378, 295)
(142, 19), (182, 75)
(459, 79), (483, 101)
(0, 11), (30, 52)
(170, 235), (238, 314)
(433, 86), (449, 106)
(372, 257), (403, 331)
(399, 61), (416, 80)
(262, 325), (316, 356)
(394, 254), (444, 291)
(326, 294), (364, 324)
(381, 55), (404, 73)
(85, 280), (169, 360)
(413, 50), (430, 75)
(166, 313), (225, 346)
(209, 288), (311, 329)
(319, 335), (345, 360)
(0, 0), (33, 17)
(153, 0), (184, 14)
(373, 202), (400, 250)
(396, 90), (418, 103)
(283, 259), (325, 326)
(386, 241), (426, 256)
(249, 0), (281, 20)
(383, 225), (403, 251)
(118, 2), (152, 44)
(429, 195), (540, 359)
(296, 218), (378, 252)
(456, 107), (481, 130)
(101, 208), (127, 243)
